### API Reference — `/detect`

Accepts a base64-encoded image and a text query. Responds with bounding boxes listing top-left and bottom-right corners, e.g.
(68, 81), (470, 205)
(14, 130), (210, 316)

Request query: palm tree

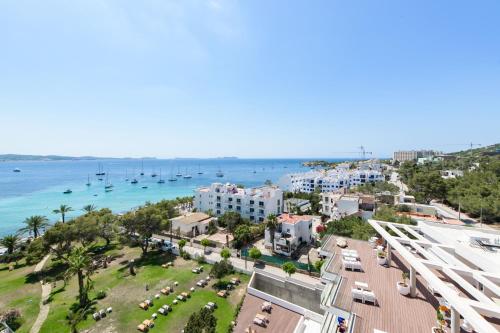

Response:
(65, 247), (92, 308)
(82, 204), (96, 213)
(266, 214), (279, 251)
(0, 234), (19, 254)
(53, 204), (73, 223)
(19, 215), (49, 238)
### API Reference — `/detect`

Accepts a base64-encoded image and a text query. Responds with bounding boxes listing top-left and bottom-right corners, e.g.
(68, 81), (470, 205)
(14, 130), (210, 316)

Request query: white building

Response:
(194, 183), (283, 223)
(170, 212), (214, 237)
(264, 214), (317, 256)
(279, 167), (383, 193)
(321, 193), (360, 220)
(441, 169), (464, 179)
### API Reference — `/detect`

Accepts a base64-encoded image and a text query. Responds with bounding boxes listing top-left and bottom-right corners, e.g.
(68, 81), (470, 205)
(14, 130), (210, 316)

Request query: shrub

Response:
(182, 251), (191, 260)
(196, 255), (206, 264)
(210, 260), (234, 279)
(212, 280), (231, 291)
(96, 290), (107, 300)
(0, 309), (22, 330)
(184, 307), (217, 333)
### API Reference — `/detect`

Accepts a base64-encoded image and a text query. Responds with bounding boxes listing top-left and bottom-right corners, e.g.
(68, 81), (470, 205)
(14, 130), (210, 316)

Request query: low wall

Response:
(249, 271), (324, 315)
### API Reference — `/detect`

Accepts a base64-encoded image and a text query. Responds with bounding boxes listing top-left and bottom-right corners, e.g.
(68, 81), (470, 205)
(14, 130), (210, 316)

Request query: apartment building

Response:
(279, 168), (383, 193)
(264, 214), (317, 256)
(393, 150), (442, 162)
(194, 183), (283, 222)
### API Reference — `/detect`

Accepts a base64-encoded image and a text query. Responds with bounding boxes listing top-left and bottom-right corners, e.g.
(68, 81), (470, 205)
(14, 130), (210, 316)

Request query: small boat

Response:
(86, 175), (91, 186)
(125, 169), (129, 182)
(197, 164), (203, 175)
(176, 167), (182, 177)
(216, 169), (224, 177)
(168, 177), (177, 182)
(151, 170), (157, 178)
(105, 188), (113, 193)
(158, 169), (165, 183)
(13, 168), (21, 172)
(95, 163), (105, 176)
(142, 186), (148, 189)
(104, 174), (113, 189)
(131, 179), (138, 184)
(98, 178), (103, 181)
(183, 168), (192, 179)
(140, 160), (145, 176)
(63, 189), (72, 194)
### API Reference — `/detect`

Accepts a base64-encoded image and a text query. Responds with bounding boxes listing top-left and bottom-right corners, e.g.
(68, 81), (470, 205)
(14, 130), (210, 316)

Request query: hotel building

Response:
(194, 183), (283, 222)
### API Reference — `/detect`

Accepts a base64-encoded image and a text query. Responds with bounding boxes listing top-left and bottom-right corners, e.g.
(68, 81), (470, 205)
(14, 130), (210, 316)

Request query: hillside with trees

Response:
(398, 144), (499, 224)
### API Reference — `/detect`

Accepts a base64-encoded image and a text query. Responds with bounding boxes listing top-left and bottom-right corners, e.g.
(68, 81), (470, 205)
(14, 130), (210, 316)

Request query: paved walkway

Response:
(30, 255), (51, 333)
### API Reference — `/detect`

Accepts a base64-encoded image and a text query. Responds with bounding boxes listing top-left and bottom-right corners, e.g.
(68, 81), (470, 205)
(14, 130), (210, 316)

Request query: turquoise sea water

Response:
(0, 158), (350, 236)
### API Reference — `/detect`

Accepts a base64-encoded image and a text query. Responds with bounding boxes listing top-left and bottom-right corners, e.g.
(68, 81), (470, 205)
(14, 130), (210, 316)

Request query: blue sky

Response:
(0, 0), (499, 158)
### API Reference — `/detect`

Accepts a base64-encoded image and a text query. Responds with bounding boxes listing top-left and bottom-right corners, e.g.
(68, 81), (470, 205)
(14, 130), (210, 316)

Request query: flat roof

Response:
(278, 213), (314, 225)
(171, 212), (211, 225)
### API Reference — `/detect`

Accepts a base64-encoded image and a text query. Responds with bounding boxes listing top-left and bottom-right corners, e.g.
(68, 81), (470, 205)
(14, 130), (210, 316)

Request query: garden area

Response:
(0, 260), (41, 333)
(35, 244), (248, 333)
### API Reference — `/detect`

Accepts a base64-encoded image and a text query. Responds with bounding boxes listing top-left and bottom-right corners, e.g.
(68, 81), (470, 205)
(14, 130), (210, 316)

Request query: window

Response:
(250, 208), (254, 213)
(259, 201), (264, 207)
(216, 210), (221, 214)
(236, 206), (241, 211)
(228, 205), (233, 209)
(217, 196), (221, 201)
(216, 203), (221, 208)
(258, 217), (264, 222)
(236, 198), (241, 203)
(250, 200), (254, 205)
(228, 197), (233, 202)
(250, 216), (255, 221)
(259, 209), (264, 215)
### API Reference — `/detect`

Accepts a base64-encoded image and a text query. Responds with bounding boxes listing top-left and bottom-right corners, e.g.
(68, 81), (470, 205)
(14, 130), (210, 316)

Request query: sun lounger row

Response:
(351, 288), (377, 305)
(342, 259), (362, 271)
(197, 279), (207, 287)
(341, 249), (359, 259)
(161, 286), (172, 295)
(93, 307), (112, 320)
(137, 319), (154, 332)
(205, 301), (217, 311)
(161, 262), (173, 268)
(253, 313), (269, 327)
(261, 301), (272, 313)
(192, 266), (204, 273)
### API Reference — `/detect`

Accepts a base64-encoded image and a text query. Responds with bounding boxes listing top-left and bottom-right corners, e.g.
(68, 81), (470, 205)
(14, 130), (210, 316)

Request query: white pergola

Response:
(368, 219), (500, 333)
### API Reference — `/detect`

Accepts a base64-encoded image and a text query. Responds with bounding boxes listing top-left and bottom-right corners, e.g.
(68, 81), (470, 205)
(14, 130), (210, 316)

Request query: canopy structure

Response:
(368, 219), (500, 333)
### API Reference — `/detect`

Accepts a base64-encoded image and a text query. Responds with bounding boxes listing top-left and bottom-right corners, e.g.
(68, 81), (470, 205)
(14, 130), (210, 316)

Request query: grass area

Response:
(0, 260), (41, 333)
(39, 244), (249, 333)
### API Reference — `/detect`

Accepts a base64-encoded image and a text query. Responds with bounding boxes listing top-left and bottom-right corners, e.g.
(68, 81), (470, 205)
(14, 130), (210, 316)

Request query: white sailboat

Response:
(158, 169), (165, 183)
(183, 168), (192, 179)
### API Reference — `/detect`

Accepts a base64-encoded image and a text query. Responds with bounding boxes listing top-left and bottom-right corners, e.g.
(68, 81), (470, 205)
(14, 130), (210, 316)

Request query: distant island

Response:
(0, 154), (157, 162)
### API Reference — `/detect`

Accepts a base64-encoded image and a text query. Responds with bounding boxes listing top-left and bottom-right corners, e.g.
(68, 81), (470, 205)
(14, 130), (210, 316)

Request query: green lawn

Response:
(0, 261), (41, 333)
(39, 245), (249, 333)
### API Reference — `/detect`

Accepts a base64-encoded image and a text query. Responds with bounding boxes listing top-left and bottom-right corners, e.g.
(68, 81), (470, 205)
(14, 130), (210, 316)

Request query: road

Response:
(430, 200), (478, 225)
(389, 171), (408, 192)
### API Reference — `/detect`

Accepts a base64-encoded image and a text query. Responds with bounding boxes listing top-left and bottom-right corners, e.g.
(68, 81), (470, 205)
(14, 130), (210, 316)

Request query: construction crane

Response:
(358, 145), (373, 160)
(331, 146), (373, 160)
(442, 143), (482, 150)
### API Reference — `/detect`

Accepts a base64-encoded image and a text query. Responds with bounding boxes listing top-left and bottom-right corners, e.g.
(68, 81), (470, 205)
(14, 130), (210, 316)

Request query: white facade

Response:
(441, 169), (464, 179)
(194, 183), (283, 223)
(264, 214), (316, 256)
(170, 212), (214, 237)
(279, 167), (383, 193)
(321, 193), (360, 220)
